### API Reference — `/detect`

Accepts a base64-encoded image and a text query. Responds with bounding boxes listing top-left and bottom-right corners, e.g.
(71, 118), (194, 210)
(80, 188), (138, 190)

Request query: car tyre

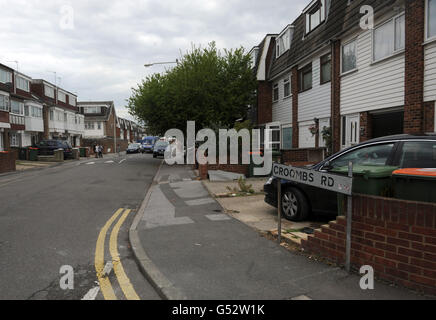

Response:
(281, 187), (309, 222)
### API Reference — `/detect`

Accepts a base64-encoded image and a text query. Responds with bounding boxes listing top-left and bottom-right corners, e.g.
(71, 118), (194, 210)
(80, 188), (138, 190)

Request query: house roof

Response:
(78, 101), (115, 122)
(268, 0), (400, 79)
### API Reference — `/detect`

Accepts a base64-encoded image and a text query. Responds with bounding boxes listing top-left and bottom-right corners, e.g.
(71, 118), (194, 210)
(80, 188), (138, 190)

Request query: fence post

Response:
(345, 161), (353, 272)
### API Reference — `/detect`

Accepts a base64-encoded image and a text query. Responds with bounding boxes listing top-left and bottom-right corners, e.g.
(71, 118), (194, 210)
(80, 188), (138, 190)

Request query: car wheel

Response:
(281, 187), (309, 222)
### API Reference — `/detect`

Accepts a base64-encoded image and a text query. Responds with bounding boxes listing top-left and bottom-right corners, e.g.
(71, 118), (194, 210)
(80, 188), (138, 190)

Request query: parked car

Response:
(141, 136), (159, 153)
(37, 140), (73, 159)
(264, 134), (436, 222)
(153, 141), (170, 158)
(126, 143), (142, 154)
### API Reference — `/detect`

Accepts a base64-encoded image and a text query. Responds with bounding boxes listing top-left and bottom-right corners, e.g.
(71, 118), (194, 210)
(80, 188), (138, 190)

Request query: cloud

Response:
(0, 0), (307, 121)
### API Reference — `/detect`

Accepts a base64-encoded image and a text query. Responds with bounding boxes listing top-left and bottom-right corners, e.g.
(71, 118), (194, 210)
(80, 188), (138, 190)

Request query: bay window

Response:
(16, 77), (30, 92)
(373, 13), (405, 62)
(0, 95), (9, 112)
(10, 100), (24, 115)
(0, 69), (12, 84)
(342, 39), (357, 73)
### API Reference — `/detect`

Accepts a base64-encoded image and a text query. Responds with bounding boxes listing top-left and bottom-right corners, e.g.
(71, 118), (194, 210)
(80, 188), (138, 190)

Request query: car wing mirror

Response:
(322, 161), (333, 171)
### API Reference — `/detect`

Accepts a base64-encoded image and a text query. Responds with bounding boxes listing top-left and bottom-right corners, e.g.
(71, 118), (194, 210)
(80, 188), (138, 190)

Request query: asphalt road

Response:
(0, 153), (162, 300)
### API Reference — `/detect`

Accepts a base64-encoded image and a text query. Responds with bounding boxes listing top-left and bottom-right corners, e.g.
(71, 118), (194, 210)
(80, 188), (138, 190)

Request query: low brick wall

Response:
(281, 147), (326, 166)
(301, 194), (436, 295)
(0, 150), (17, 174)
(199, 162), (249, 180)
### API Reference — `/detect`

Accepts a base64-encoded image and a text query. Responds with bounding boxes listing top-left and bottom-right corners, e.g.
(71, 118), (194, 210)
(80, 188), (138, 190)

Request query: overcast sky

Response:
(0, 0), (307, 121)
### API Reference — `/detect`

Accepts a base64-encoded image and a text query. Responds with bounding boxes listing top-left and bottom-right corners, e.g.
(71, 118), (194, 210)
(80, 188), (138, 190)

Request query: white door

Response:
(345, 114), (359, 148)
(265, 123), (281, 151)
(0, 131), (3, 151)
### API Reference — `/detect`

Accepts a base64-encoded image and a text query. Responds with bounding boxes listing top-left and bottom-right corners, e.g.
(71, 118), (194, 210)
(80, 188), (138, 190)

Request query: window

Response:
(299, 63), (312, 92)
(31, 106), (42, 118)
(10, 132), (20, 147)
(16, 77), (30, 92)
(84, 106), (101, 114)
(282, 127), (293, 150)
(0, 69), (12, 84)
(50, 110), (54, 121)
(342, 40), (357, 73)
(305, 0), (329, 34)
(45, 85), (55, 98)
(85, 122), (95, 130)
(399, 141), (436, 168)
(320, 53), (331, 84)
(329, 143), (395, 169)
(276, 26), (292, 58)
(58, 91), (66, 103)
(0, 132), (3, 151)
(0, 95), (9, 111)
(273, 84), (279, 102)
(10, 100), (24, 115)
(283, 77), (291, 98)
(427, 0), (436, 40)
(269, 126), (281, 151)
(373, 13), (405, 62)
(69, 95), (76, 106)
(97, 122), (101, 130)
(64, 113), (67, 122)
(250, 48), (259, 68)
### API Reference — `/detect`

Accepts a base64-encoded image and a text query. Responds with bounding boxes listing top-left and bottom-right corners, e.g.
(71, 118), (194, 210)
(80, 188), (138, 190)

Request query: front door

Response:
(343, 114), (359, 148)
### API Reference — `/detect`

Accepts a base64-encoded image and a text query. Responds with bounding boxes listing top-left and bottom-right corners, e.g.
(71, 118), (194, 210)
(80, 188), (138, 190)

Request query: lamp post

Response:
(144, 59), (178, 68)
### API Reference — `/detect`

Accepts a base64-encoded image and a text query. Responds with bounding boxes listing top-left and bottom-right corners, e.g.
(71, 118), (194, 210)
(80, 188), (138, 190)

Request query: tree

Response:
(128, 42), (257, 136)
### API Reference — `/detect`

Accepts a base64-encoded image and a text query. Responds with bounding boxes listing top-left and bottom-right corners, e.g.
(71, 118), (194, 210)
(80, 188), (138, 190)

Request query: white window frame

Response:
(283, 76), (291, 98)
(276, 26), (292, 58)
(0, 94), (9, 112)
(10, 100), (24, 116)
(58, 91), (67, 103)
(45, 85), (55, 98)
(10, 132), (20, 147)
(341, 38), (358, 75)
(304, 0), (329, 34)
(69, 95), (76, 106)
(16, 76), (30, 92)
(372, 13), (405, 63)
(0, 69), (12, 84)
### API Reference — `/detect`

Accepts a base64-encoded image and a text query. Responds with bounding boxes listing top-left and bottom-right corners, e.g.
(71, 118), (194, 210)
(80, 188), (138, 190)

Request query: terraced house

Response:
(252, 0), (436, 163)
(0, 63), (13, 151)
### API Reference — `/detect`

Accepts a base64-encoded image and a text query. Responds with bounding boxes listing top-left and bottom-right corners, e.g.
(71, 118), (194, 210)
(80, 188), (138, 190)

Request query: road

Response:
(0, 153), (162, 300)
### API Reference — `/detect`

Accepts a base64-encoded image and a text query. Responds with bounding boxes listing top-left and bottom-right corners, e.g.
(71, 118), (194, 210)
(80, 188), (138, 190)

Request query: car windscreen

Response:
(155, 142), (168, 148)
(129, 144), (140, 148)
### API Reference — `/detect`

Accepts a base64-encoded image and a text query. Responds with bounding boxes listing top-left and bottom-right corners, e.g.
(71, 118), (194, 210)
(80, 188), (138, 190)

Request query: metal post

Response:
(277, 176), (282, 245)
(345, 161), (353, 272)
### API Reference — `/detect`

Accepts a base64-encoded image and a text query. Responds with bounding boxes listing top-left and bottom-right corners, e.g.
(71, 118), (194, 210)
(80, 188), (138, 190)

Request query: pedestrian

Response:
(94, 144), (99, 158)
(98, 145), (103, 158)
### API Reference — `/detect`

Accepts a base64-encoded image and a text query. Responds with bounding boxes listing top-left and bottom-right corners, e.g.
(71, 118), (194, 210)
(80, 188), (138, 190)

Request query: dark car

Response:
(126, 143), (142, 154)
(264, 134), (436, 222)
(37, 140), (73, 159)
(153, 141), (169, 158)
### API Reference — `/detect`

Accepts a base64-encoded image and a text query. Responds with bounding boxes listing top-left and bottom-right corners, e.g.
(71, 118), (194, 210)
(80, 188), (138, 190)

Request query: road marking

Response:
(119, 159), (126, 164)
(109, 209), (140, 300)
(86, 162), (95, 165)
(82, 286), (100, 300)
(95, 208), (124, 300)
(105, 161), (115, 164)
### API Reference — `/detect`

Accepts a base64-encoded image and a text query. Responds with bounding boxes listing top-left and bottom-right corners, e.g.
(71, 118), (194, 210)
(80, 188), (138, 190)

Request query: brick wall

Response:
(404, 0), (425, 135)
(360, 112), (373, 142)
(424, 101), (435, 132)
(331, 40), (341, 153)
(301, 194), (436, 295)
(198, 156), (249, 180)
(257, 81), (272, 125)
(0, 150), (17, 173)
(281, 147), (326, 166)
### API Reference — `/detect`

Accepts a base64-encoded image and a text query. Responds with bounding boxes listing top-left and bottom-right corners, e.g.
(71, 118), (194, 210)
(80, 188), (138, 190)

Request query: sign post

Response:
(277, 178), (282, 245)
(272, 163), (353, 266)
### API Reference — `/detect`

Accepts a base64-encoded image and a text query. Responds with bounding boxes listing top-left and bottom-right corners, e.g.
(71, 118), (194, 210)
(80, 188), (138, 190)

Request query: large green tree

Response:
(128, 42), (257, 136)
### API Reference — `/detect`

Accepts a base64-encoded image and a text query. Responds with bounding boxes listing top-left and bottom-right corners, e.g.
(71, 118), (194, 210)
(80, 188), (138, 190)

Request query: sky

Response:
(0, 0), (307, 122)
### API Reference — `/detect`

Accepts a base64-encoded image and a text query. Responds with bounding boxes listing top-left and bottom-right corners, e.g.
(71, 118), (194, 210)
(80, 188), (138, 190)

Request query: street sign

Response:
(272, 163), (353, 196)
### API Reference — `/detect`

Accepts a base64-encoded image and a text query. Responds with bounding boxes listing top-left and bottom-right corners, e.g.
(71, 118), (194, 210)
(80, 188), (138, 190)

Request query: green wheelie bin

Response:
(28, 147), (39, 161)
(392, 168), (436, 203)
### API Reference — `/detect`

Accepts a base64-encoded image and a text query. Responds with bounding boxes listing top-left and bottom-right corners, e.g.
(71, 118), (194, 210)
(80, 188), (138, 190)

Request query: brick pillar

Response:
(331, 40), (342, 153)
(315, 119), (320, 148)
(43, 105), (50, 139)
(291, 66), (299, 148)
(404, 0), (425, 134)
(257, 81), (273, 125)
(4, 128), (10, 151)
(359, 112), (372, 142)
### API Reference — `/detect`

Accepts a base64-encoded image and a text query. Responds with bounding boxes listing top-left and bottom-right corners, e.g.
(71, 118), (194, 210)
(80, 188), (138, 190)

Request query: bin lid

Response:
(392, 168), (436, 179)
(331, 165), (399, 179)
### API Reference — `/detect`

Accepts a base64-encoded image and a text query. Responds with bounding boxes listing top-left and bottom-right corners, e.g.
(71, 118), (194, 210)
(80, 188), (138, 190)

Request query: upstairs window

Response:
(250, 47), (259, 68)
(283, 76), (291, 98)
(273, 83), (279, 102)
(0, 69), (12, 84)
(427, 0), (436, 40)
(299, 63), (312, 92)
(31, 106), (43, 118)
(10, 100), (24, 115)
(342, 39), (357, 73)
(0, 95), (10, 111)
(373, 13), (405, 62)
(84, 106), (102, 114)
(276, 26), (292, 58)
(305, 0), (330, 34)
(45, 85), (55, 98)
(58, 91), (66, 103)
(16, 77), (30, 92)
(69, 95), (76, 106)
(320, 53), (331, 84)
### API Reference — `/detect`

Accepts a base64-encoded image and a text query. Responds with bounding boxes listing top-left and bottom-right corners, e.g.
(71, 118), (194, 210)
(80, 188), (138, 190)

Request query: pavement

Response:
(0, 152), (161, 300)
(132, 164), (428, 300)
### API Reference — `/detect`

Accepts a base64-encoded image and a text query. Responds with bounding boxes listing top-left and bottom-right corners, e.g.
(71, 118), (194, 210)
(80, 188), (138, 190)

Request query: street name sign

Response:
(272, 163), (353, 196)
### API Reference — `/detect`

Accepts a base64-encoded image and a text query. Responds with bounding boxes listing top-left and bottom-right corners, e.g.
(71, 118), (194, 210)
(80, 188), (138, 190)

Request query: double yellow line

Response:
(95, 208), (140, 300)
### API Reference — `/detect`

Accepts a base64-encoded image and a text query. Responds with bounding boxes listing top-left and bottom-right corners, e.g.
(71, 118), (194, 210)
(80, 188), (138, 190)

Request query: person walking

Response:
(98, 145), (103, 158)
(94, 144), (99, 158)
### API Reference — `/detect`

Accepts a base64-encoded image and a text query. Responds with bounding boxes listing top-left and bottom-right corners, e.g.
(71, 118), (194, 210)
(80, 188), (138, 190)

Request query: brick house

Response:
(0, 63), (13, 152)
(30, 79), (83, 147)
(254, 0), (436, 160)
